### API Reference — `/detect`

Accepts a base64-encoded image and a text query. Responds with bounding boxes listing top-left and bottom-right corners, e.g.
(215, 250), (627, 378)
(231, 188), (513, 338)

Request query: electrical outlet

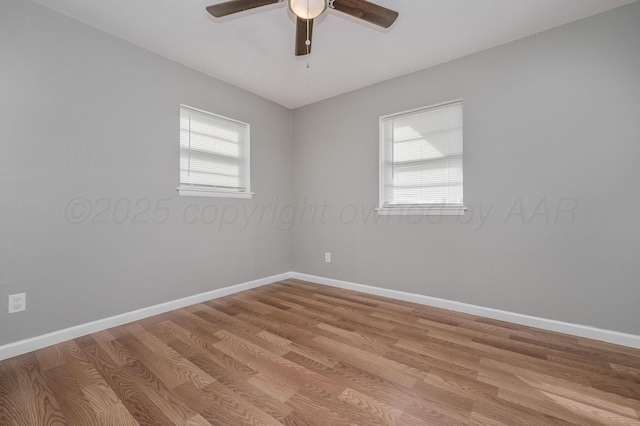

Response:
(8, 293), (26, 314)
(325, 252), (331, 263)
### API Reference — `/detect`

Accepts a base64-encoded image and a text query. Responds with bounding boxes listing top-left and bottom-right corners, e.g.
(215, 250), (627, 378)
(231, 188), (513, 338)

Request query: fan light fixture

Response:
(206, 0), (399, 56)
(289, 0), (327, 19)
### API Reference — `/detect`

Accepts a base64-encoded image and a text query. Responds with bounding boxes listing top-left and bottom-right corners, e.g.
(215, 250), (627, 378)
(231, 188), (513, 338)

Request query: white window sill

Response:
(177, 186), (254, 199)
(376, 206), (467, 216)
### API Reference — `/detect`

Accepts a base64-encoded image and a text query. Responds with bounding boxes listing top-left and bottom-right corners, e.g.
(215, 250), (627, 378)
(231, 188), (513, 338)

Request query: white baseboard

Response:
(0, 272), (292, 361)
(291, 272), (640, 349)
(3, 270), (639, 361)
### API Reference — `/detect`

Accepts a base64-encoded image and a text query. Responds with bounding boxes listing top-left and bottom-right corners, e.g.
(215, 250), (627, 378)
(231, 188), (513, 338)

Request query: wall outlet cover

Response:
(8, 293), (26, 313)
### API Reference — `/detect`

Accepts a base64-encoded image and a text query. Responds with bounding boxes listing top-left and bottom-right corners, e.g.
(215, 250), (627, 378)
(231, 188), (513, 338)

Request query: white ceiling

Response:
(31, 0), (636, 109)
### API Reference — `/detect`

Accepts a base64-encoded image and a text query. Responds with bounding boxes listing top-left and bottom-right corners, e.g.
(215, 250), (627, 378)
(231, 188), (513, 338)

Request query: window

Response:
(378, 100), (464, 215)
(178, 105), (252, 198)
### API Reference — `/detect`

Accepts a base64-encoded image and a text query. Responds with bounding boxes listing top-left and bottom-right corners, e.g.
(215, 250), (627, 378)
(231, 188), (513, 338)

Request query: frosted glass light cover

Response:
(289, 0), (327, 19)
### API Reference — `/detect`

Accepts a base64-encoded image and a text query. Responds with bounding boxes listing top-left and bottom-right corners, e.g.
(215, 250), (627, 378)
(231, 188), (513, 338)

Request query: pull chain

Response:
(306, 0), (311, 54)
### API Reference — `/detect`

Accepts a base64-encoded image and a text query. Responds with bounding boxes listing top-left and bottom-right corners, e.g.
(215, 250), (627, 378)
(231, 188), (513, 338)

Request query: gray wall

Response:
(2, 0), (639, 348)
(292, 2), (640, 335)
(0, 0), (292, 345)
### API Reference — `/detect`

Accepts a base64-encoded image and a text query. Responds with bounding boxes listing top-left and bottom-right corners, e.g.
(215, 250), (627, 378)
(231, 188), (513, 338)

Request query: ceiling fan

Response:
(206, 0), (398, 56)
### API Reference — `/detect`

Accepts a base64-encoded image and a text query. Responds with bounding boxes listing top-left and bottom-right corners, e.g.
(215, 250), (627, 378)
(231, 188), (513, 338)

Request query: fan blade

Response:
(331, 0), (398, 28)
(295, 17), (314, 56)
(206, 0), (281, 18)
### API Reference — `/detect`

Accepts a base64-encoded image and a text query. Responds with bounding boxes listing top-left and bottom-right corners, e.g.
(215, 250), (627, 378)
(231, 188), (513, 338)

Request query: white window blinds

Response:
(179, 105), (251, 197)
(379, 101), (463, 213)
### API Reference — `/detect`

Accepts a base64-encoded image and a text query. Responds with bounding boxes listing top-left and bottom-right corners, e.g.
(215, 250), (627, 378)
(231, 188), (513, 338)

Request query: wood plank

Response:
(82, 343), (176, 425)
(42, 364), (101, 424)
(5, 353), (67, 425)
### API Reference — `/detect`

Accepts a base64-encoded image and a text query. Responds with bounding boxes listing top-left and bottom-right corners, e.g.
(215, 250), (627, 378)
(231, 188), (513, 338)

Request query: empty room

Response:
(1, 0), (640, 424)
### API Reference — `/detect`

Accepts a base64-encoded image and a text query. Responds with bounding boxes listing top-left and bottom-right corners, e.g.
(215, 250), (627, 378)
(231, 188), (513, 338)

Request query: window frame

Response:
(378, 100), (466, 216)
(177, 104), (253, 199)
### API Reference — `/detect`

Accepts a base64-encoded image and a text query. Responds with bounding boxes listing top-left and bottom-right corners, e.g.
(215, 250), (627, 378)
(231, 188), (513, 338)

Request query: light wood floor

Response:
(1, 279), (640, 425)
